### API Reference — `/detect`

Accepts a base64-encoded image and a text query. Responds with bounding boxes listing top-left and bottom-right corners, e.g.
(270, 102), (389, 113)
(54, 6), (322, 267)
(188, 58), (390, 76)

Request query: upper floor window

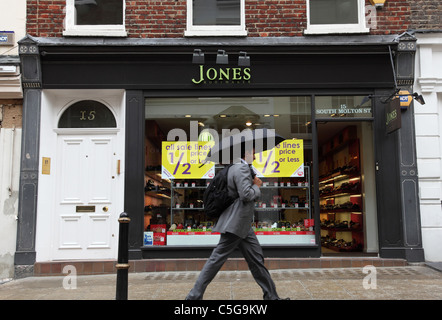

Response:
(305, 0), (369, 34)
(63, 0), (126, 37)
(185, 0), (247, 37)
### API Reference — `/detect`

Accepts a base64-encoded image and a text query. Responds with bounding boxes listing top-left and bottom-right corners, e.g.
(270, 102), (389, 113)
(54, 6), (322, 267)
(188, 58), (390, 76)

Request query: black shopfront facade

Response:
(15, 35), (425, 270)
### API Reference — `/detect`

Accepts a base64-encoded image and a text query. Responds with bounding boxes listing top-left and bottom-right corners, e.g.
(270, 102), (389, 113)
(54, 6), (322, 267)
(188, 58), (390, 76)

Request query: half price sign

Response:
(162, 141), (215, 179)
(252, 139), (304, 178)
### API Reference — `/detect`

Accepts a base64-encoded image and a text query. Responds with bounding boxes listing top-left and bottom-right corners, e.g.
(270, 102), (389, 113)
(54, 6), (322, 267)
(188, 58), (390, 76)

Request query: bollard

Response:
(116, 212), (130, 300)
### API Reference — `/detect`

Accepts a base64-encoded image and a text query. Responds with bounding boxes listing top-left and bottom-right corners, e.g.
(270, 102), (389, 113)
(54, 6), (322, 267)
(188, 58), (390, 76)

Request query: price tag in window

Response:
(252, 139), (304, 178)
(162, 141), (215, 179)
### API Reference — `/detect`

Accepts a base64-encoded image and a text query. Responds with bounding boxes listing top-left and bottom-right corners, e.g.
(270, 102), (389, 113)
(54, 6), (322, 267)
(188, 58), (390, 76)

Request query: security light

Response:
(216, 50), (228, 64)
(192, 49), (204, 64)
(413, 93), (425, 105)
(238, 51), (250, 67)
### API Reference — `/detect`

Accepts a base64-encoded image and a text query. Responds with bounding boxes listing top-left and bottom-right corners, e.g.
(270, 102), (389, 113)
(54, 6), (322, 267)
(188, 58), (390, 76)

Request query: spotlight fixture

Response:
(192, 49), (204, 64)
(413, 93), (425, 105)
(216, 50), (228, 64)
(358, 89), (425, 107)
(238, 51), (250, 67)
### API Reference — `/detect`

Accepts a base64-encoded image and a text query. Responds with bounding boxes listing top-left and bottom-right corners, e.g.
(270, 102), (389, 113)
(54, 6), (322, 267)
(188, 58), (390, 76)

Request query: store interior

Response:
(317, 121), (378, 255)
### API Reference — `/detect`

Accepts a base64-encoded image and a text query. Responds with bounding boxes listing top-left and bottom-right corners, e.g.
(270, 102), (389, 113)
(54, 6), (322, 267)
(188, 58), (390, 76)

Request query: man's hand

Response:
(253, 176), (263, 187)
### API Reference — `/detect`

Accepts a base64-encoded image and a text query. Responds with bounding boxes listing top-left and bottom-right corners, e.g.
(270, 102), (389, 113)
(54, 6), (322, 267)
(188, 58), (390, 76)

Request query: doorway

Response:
(317, 121), (378, 255)
(52, 134), (119, 260)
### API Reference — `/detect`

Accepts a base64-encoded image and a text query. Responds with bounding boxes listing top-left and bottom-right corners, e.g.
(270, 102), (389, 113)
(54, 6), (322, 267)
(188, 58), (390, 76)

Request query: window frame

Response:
(63, 0), (127, 37)
(304, 0), (369, 35)
(185, 0), (247, 37)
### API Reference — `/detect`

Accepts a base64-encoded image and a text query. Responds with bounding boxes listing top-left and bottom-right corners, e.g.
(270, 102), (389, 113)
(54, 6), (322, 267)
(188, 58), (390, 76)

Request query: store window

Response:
(185, 0), (247, 36)
(63, 0), (126, 37)
(143, 96), (314, 247)
(305, 0), (369, 35)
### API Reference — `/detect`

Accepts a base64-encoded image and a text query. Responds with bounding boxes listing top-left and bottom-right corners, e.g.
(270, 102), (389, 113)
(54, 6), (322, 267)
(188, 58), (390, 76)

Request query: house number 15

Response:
(80, 110), (96, 121)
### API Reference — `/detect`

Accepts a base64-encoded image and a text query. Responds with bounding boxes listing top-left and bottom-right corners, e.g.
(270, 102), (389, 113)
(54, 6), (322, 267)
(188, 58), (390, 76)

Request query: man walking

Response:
(186, 147), (286, 300)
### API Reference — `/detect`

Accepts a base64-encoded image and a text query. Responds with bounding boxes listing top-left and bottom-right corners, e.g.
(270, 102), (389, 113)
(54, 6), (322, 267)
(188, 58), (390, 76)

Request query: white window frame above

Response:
(185, 0), (247, 37)
(63, 0), (127, 37)
(305, 0), (369, 35)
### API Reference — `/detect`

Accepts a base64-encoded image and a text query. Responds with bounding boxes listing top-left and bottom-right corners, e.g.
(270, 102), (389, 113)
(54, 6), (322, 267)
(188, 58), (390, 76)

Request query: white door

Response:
(53, 134), (118, 260)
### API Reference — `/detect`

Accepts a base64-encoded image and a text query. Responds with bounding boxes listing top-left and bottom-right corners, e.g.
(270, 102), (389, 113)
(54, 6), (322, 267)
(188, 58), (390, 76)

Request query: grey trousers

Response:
(186, 229), (280, 300)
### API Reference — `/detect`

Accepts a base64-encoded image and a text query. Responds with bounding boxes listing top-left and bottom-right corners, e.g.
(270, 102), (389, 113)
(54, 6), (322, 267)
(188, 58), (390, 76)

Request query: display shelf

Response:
(320, 226), (363, 232)
(166, 230), (316, 246)
(168, 165), (313, 236)
(145, 190), (171, 199)
(318, 127), (363, 252)
(254, 207), (309, 211)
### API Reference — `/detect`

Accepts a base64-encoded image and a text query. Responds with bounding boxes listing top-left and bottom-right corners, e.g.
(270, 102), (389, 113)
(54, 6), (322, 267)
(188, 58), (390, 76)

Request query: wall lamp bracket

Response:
(216, 50), (228, 64)
(238, 51), (250, 67)
(192, 49), (205, 64)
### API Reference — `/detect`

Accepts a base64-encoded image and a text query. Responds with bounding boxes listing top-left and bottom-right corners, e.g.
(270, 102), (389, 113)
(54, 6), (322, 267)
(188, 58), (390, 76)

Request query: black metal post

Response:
(116, 212), (130, 300)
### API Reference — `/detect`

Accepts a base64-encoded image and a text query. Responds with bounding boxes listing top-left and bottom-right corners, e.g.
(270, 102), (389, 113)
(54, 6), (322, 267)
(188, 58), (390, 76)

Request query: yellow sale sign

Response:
(162, 141), (215, 179)
(252, 139), (304, 178)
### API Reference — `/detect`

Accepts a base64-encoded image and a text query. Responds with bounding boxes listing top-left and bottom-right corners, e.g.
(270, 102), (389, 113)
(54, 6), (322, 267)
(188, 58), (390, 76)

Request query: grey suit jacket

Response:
(212, 162), (261, 238)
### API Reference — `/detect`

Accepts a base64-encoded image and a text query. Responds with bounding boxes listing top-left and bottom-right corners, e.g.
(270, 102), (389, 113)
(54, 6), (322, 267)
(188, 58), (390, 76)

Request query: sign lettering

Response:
(79, 110), (96, 121)
(386, 98), (401, 134)
(192, 65), (251, 85)
(162, 141), (215, 179)
(252, 139), (304, 178)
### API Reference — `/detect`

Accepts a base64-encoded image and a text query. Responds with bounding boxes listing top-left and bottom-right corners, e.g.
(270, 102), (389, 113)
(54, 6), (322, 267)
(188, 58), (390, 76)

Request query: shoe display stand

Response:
(252, 165), (315, 245)
(319, 126), (364, 252)
(144, 119), (316, 247)
(143, 120), (171, 246)
(167, 165), (315, 246)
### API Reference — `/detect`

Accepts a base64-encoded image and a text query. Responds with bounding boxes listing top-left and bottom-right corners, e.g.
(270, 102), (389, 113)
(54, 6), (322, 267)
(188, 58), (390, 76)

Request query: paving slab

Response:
(1, 266), (441, 301)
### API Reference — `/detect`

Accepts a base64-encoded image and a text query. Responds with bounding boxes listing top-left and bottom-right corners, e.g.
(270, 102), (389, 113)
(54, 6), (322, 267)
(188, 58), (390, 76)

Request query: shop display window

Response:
(143, 96), (314, 247)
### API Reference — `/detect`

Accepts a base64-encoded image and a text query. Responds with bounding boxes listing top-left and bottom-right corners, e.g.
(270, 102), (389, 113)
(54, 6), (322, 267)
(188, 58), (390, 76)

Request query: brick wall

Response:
(371, 0), (411, 35)
(26, 0), (430, 38)
(27, 0), (65, 37)
(409, 0), (442, 30)
(0, 99), (23, 128)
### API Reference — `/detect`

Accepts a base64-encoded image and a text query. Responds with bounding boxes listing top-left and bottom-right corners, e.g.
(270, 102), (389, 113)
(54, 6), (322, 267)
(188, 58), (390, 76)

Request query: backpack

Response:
(203, 164), (238, 219)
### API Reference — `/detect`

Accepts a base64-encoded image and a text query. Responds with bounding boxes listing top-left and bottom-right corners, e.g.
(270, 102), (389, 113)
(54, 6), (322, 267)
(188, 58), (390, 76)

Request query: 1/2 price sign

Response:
(252, 139), (304, 178)
(162, 141), (215, 179)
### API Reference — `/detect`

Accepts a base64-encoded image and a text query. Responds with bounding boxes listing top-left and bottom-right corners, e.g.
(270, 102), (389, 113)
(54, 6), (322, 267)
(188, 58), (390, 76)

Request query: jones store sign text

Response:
(192, 65), (251, 85)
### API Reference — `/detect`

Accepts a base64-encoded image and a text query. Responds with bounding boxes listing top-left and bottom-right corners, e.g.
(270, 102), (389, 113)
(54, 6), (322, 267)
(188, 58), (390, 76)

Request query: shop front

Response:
(15, 35), (425, 273)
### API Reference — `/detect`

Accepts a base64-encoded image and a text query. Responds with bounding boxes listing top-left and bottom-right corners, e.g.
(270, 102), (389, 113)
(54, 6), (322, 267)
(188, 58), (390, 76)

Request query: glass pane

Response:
(310, 0), (358, 25)
(75, 0), (123, 25)
(58, 100), (117, 128)
(315, 96), (372, 119)
(144, 97), (315, 247)
(193, 0), (240, 26)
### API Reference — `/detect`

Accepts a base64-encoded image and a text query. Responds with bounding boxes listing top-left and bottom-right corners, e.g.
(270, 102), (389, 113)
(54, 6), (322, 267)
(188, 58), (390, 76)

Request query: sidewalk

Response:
(1, 264), (442, 300)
